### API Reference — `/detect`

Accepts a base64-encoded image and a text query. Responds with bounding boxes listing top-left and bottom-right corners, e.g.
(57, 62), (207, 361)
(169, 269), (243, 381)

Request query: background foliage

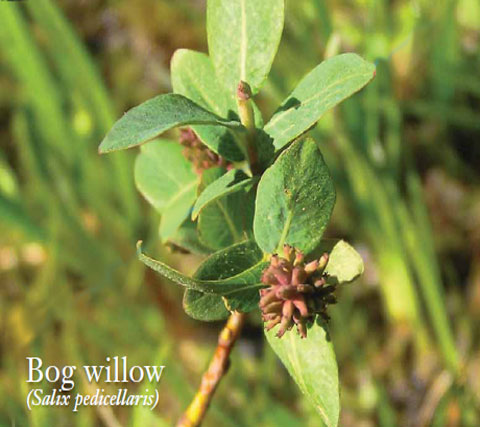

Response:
(0, 0), (479, 425)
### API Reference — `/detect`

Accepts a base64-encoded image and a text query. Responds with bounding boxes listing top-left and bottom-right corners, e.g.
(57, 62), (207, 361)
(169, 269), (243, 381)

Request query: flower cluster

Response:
(179, 128), (230, 174)
(259, 245), (336, 339)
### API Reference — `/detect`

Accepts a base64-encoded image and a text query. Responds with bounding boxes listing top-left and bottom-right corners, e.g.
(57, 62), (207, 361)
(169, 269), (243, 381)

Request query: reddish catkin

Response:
(260, 244), (335, 338)
(179, 128), (230, 174)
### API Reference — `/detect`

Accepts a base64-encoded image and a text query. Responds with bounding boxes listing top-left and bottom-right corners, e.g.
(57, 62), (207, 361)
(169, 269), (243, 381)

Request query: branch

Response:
(176, 312), (246, 427)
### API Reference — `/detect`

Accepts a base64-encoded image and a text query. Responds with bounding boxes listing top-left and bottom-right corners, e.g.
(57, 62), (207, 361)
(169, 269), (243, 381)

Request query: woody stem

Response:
(176, 312), (246, 427)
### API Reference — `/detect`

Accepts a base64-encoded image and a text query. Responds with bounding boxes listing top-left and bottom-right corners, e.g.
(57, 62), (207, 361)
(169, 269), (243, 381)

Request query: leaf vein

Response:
(240, 0), (247, 81)
(163, 180), (197, 211)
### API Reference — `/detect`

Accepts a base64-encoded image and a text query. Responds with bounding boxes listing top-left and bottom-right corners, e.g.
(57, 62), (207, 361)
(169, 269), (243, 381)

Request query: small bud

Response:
(297, 321), (307, 339)
(277, 286), (297, 299)
(304, 260), (319, 274)
(261, 271), (276, 286)
(292, 296), (309, 317)
(276, 316), (293, 338)
(294, 252), (305, 266)
(273, 269), (290, 287)
(283, 244), (296, 263)
(282, 300), (294, 318)
(270, 255), (280, 267)
(179, 128), (197, 144)
(237, 80), (252, 101)
(263, 301), (283, 314)
(262, 313), (280, 321)
(318, 253), (329, 271)
(265, 316), (281, 331)
(297, 284), (314, 293)
(291, 267), (307, 286)
(179, 127), (230, 173)
(259, 288), (278, 307)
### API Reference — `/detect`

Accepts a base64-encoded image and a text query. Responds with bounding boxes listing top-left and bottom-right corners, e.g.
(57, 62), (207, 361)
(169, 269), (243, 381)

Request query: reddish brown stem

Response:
(176, 312), (246, 427)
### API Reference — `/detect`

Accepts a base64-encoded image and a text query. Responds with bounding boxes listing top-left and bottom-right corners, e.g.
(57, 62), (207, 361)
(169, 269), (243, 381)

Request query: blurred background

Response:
(0, 0), (479, 425)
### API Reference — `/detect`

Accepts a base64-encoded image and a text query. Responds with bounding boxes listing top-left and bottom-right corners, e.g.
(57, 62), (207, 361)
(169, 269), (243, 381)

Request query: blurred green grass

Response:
(0, 0), (479, 425)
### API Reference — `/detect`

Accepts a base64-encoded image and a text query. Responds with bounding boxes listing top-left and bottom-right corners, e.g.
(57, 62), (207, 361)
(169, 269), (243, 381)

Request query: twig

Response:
(176, 312), (246, 427)
(236, 81), (260, 175)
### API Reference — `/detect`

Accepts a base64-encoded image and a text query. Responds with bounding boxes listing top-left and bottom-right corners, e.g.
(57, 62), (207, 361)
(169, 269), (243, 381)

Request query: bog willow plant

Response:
(99, 1), (375, 425)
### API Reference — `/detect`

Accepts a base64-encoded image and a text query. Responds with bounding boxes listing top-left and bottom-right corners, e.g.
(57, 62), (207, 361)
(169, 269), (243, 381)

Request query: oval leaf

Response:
(265, 320), (339, 427)
(192, 168), (257, 220)
(326, 241), (364, 284)
(316, 240), (365, 285)
(99, 93), (241, 153)
(183, 291), (230, 322)
(134, 140), (198, 240)
(195, 239), (268, 307)
(264, 54), (376, 150)
(171, 49), (236, 117)
(198, 168), (254, 251)
(183, 240), (267, 319)
(207, 0), (285, 94)
(168, 218), (213, 256)
(138, 241), (266, 295)
(223, 287), (261, 313)
(254, 138), (336, 255)
(194, 239), (263, 280)
(134, 140), (197, 213)
(171, 49), (245, 161)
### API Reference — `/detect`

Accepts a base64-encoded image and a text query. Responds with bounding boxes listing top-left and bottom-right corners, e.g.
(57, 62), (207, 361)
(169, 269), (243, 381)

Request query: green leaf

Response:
(192, 168), (257, 220)
(207, 0), (285, 94)
(194, 239), (263, 280)
(183, 291), (230, 322)
(264, 54), (376, 150)
(159, 201), (195, 242)
(134, 140), (197, 213)
(171, 49), (236, 118)
(224, 287), (260, 313)
(265, 320), (339, 427)
(168, 218), (213, 256)
(138, 241), (204, 290)
(194, 239), (267, 313)
(254, 138), (336, 255)
(99, 93), (242, 153)
(255, 129), (276, 170)
(314, 239), (364, 285)
(134, 140), (198, 240)
(183, 240), (267, 319)
(171, 49), (245, 161)
(252, 101), (264, 128)
(198, 168), (254, 251)
(138, 241), (266, 295)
